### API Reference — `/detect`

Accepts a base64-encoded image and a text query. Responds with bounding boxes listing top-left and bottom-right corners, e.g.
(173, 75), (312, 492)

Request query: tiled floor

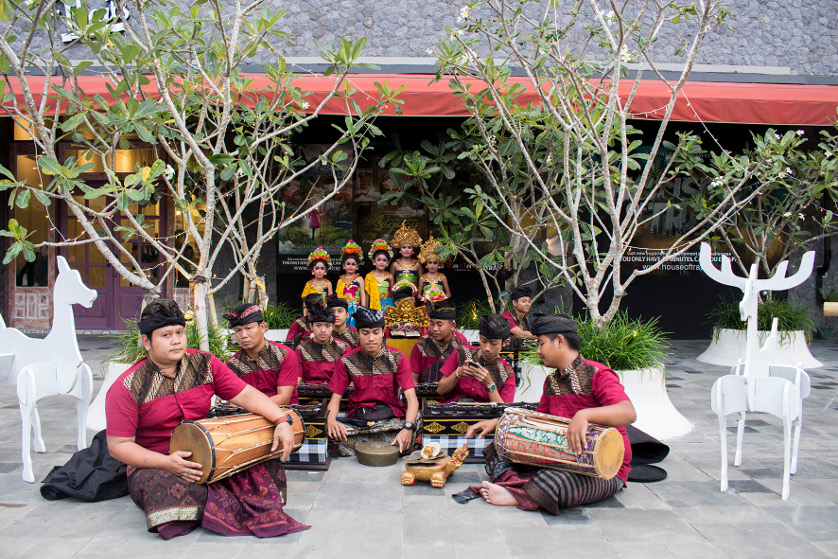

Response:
(1, 336), (837, 558)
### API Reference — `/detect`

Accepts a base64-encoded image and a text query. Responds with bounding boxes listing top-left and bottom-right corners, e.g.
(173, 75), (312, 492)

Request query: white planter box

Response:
(618, 367), (693, 441)
(265, 329), (290, 343)
(696, 328), (822, 369)
(459, 329), (478, 343)
(86, 361), (128, 432)
(517, 362), (551, 403)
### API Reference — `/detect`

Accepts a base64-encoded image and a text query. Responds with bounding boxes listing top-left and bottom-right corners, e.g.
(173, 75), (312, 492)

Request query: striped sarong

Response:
(481, 442), (623, 515)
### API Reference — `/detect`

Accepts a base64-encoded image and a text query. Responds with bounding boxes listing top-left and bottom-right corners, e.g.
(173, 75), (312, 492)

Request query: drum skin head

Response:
(594, 428), (625, 479)
(169, 422), (214, 484)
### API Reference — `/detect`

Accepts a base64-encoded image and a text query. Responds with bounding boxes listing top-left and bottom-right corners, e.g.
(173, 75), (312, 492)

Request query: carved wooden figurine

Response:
(401, 443), (469, 488)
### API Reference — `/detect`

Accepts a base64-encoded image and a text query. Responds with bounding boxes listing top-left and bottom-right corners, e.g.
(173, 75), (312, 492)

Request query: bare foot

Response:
(478, 481), (517, 507)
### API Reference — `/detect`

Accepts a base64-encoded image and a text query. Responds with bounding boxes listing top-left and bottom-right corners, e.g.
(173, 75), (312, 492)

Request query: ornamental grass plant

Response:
(521, 311), (671, 371)
(262, 301), (298, 330)
(456, 299), (496, 330)
(707, 298), (815, 342)
(108, 317), (234, 364)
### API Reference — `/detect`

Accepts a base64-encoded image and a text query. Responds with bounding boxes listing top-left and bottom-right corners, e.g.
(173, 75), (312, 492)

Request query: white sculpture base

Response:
(86, 362), (126, 432)
(697, 328), (822, 369)
(618, 368), (693, 441)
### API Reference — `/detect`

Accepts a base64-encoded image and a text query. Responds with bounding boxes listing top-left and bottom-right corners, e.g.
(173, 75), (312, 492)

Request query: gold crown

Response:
(418, 235), (450, 264)
(390, 220), (423, 250)
(384, 298), (430, 328)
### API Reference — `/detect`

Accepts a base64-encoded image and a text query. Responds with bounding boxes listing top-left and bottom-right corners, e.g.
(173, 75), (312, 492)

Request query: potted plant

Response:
(520, 312), (691, 440)
(820, 288), (838, 340)
(86, 316), (235, 431)
(262, 301), (298, 342)
(697, 298), (821, 367)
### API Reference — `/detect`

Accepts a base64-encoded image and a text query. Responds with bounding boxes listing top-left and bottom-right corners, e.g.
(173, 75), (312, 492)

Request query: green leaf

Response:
(37, 156), (62, 176)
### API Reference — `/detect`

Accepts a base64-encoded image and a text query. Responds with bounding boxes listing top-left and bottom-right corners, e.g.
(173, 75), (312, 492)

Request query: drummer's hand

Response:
(166, 451), (203, 483)
(466, 419), (498, 439)
(391, 428), (414, 452)
(327, 418), (348, 442)
(272, 422), (295, 461)
(567, 410), (590, 455)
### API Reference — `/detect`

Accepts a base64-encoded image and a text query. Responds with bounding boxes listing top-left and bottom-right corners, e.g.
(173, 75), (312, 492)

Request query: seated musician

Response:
(326, 306), (419, 455)
(409, 299), (468, 384)
(106, 299), (306, 539)
(225, 303), (301, 405)
(501, 285), (536, 351)
(327, 294), (360, 347)
(285, 293), (322, 345)
(437, 314), (516, 404)
(295, 301), (350, 385)
(465, 313), (635, 515)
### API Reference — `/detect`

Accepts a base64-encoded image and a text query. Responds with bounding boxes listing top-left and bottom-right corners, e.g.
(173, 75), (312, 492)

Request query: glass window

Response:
(14, 155), (49, 287)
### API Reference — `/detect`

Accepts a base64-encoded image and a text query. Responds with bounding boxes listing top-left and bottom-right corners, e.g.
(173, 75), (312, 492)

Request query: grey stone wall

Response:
(3, 1), (836, 77)
(269, 0), (837, 76)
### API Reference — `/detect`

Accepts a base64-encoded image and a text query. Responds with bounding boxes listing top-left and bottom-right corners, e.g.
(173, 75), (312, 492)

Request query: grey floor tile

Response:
(692, 521), (830, 558)
(764, 505), (838, 542)
(540, 507), (591, 525)
(313, 481), (403, 511)
(647, 481), (749, 507)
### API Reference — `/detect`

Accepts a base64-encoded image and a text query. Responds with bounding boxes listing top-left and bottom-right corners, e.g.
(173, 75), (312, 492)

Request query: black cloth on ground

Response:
(40, 430), (128, 501)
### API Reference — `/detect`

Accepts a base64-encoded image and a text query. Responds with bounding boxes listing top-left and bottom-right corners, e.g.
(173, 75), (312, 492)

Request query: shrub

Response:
(456, 299), (496, 330)
(707, 298), (815, 335)
(108, 317), (234, 364)
(521, 311), (671, 371)
(262, 301), (298, 329)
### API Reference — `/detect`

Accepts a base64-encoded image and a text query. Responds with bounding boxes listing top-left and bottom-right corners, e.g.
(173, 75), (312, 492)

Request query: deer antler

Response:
(753, 251), (816, 292)
(699, 243), (746, 290)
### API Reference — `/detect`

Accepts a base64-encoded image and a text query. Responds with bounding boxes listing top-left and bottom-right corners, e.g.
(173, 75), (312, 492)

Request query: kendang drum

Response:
(169, 409), (305, 484)
(494, 407), (624, 479)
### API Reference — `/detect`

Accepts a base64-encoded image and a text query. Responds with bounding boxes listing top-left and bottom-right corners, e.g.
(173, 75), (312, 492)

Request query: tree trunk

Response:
(192, 279), (211, 352)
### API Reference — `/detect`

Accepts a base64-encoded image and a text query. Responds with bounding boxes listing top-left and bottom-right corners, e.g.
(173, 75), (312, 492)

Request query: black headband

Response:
(529, 313), (578, 336)
(225, 303), (263, 328)
(138, 306), (186, 337)
(354, 306), (386, 329)
(479, 314), (510, 340)
(510, 285), (532, 301)
(427, 300), (457, 320)
(391, 286), (415, 302)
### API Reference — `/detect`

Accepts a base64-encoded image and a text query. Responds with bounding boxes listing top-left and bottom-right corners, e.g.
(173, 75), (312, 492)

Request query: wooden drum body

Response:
(494, 407), (625, 479)
(169, 409), (305, 484)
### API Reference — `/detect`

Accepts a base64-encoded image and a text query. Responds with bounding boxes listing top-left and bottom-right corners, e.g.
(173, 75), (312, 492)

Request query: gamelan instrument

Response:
(494, 407), (625, 479)
(169, 409), (305, 484)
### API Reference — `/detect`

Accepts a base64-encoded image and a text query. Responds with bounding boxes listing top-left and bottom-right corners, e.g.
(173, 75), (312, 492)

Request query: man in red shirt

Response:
(296, 303), (350, 384)
(326, 306), (419, 455)
(106, 299), (306, 539)
(464, 313), (635, 515)
(327, 294), (359, 347)
(437, 314), (516, 404)
(501, 285), (536, 350)
(225, 303), (301, 405)
(409, 300), (468, 384)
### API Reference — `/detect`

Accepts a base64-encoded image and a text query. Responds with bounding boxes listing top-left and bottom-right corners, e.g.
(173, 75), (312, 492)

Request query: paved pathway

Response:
(1, 336), (837, 558)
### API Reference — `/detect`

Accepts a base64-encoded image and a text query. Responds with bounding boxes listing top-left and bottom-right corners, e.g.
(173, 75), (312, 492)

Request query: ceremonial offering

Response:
(494, 407), (624, 479)
(401, 443), (469, 488)
(355, 441), (400, 467)
(169, 410), (305, 484)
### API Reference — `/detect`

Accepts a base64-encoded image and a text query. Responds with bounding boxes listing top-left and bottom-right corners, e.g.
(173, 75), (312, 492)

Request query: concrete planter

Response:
(617, 367), (693, 441)
(696, 328), (822, 368)
(459, 329), (478, 343)
(265, 329), (290, 343)
(518, 362), (551, 403)
(86, 361), (128, 432)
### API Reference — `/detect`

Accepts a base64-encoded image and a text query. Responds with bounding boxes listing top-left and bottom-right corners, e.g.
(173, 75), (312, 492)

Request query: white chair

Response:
(711, 375), (801, 500)
(730, 362), (811, 474)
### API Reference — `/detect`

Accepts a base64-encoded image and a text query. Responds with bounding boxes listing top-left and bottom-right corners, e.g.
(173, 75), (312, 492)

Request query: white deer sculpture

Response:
(0, 256), (97, 482)
(699, 242), (815, 500)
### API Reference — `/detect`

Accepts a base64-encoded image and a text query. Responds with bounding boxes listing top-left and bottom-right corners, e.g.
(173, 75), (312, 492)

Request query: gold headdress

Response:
(390, 220), (423, 250)
(418, 235), (449, 264)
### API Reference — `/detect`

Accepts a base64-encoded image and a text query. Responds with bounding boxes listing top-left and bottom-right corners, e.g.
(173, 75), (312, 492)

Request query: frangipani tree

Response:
(0, 0), (399, 347)
(428, 0), (768, 327)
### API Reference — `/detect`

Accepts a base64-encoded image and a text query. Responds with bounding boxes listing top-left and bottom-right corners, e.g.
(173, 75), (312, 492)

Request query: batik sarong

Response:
(466, 442), (623, 515)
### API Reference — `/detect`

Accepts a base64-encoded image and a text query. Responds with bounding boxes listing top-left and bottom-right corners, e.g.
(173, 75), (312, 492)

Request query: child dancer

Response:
(418, 235), (452, 302)
(365, 239), (394, 312)
(390, 220), (423, 294)
(301, 246), (333, 315)
(336, 240), (366, 327)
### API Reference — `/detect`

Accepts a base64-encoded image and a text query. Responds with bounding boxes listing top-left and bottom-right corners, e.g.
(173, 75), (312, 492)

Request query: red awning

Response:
(5, 73), (838, 126)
